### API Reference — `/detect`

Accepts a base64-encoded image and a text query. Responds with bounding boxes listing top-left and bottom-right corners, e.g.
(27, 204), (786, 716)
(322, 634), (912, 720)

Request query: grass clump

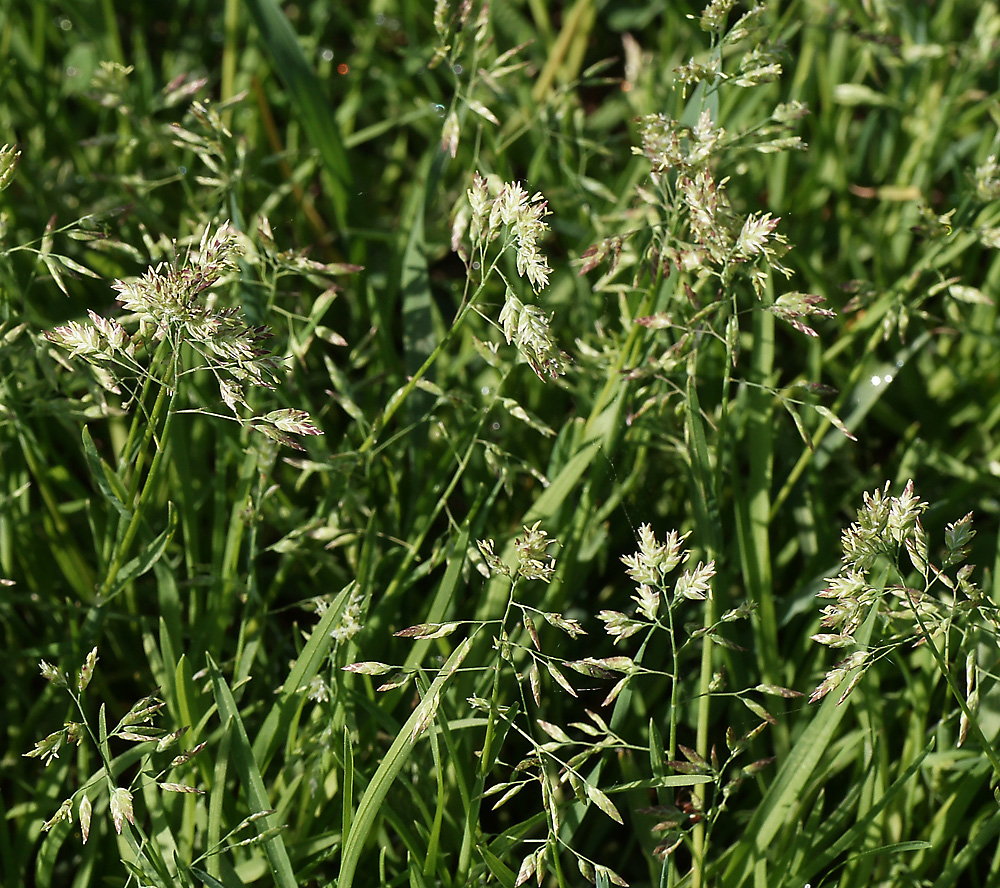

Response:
(5, 1), (1000, 887)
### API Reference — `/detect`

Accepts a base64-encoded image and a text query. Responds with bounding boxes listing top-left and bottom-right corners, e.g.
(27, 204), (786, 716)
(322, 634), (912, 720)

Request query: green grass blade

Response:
(480, 841), (517, 888)
(789, 742), (934, 887)
(342, 725), (354, 852)
(206, 715), (232, 883)
(251, 584), (350, 770)
(740, 298), (779, 688)
(931, 808), (1000, 888)
(241, 0), (351, 228)
(401, 150), (441, 383)
(108, 502), (177, 596)
(339, 636), (473, 888)
(722, 600), (882, 886)
(206, 654), (298, 888)
(81, 426), (130, 518)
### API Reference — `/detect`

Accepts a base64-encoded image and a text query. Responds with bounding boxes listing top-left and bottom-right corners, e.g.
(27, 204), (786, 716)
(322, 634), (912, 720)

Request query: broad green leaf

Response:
(107, 503), (177, 597)
(81, 426), (130, 518)
(242, 0), (351, 227)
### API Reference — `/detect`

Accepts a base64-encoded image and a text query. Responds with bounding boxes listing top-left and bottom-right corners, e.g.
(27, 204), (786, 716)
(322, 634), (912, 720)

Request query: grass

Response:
(4, 0), (1000, 886)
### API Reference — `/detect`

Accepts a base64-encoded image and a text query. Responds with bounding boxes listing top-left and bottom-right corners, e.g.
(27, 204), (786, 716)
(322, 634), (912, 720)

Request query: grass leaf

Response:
(206, 655), (298, 888)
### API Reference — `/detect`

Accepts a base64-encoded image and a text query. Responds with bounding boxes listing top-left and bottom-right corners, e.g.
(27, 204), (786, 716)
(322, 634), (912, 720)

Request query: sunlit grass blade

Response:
(250, 588), (349, 770)
(788, 744), (934, 887)
(339, 636), (473, 888)
(722, 600), (883, 887)
(206, 655), (298, 888)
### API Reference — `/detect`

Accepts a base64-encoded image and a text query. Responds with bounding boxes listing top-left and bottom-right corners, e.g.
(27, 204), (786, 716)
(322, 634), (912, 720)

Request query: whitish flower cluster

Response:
(608, 2), (809, 313)
(733, 47), (783, 88)
(675, 4), (773, 94)
(767, 291), (837, 338)
(457, 172), (565, 379)
(110, 224), (280, 392)
(636, 110), (724, 176)
(975, 154), (1000, 201)
(512, 521), (558, 582)
(305, 674), (332, 704)
(599, 523), (719, 644)
(631, 110), (799, 298)
(468, 173), (552, 292)
(698, 0), (768, 39)
(498, 292), (565, 380)
(811, 481), (993, 712)
(331, 586), (365, 643)
(477, 524), (571, 593)
(699, 0), (739, 32)
(46, 221), (322, 449)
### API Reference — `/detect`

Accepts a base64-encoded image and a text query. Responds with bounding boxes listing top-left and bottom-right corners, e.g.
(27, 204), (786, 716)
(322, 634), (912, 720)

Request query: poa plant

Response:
(598, 524), (797, 869)
(24, 646), (287, 887)
(343, 517), (797, 887)
(45, 220), (322, 448)
(9, 68), (341, 884)
(11, 1), (1000, 887)
(345, 523), (621, 886)
(333, 4), (846, 886)
(570, 6), (829, 885)
(811, 481), (1000, 775)
(25, 648), (199, 881)
(37, 217), (323, 638)
(360, 168), (561, 458)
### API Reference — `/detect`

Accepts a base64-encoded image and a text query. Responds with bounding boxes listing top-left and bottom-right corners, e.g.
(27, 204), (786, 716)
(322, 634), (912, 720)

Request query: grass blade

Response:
(722, 600), (882, 886)
(339, 636), (473, 888)
(251, 583), (352, 770)
(206, 655), (298, 888)
(242, 0), (351, 227)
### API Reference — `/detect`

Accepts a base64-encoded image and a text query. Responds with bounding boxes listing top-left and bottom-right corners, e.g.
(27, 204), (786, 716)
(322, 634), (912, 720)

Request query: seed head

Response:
(514, 521), (557, 582)
(39, 660), (68, 688)
(77, 646), (99, 693)
(109, 786), (134, 834)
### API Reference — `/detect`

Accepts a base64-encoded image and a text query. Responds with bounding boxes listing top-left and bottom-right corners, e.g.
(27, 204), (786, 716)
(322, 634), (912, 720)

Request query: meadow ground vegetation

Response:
(5, 1), (1000, 886)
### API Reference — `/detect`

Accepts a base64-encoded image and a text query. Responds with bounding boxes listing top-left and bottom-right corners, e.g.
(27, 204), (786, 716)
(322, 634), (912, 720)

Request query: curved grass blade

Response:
(206, 655), (297, 888)
(788, 743), (934, 887)
(251, 582), (355, 771)
(339, 636), (473, 888)
(722, 599), (882, 886)
(106, 502), (177, 598)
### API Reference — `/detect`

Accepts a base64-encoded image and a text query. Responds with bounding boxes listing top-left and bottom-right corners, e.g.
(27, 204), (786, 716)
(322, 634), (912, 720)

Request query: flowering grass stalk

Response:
(24, 647), (203, 883)
(578, 5), (819, 882)
(42, 221), (323, 664)
(811, 481), (1000, 780)
(361, 171), (560, 453)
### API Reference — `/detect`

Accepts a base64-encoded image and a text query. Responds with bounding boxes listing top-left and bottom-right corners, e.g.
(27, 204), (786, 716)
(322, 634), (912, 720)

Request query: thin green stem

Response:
(97, 383), (175, 601)
(665, 601), (680, 888)
(121, 338), (173, 497)
(905, 576), (1000, 781)
(358, 251), (500, 454)
(456, 576), (519, 884)
(666, 604), (680, 762)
